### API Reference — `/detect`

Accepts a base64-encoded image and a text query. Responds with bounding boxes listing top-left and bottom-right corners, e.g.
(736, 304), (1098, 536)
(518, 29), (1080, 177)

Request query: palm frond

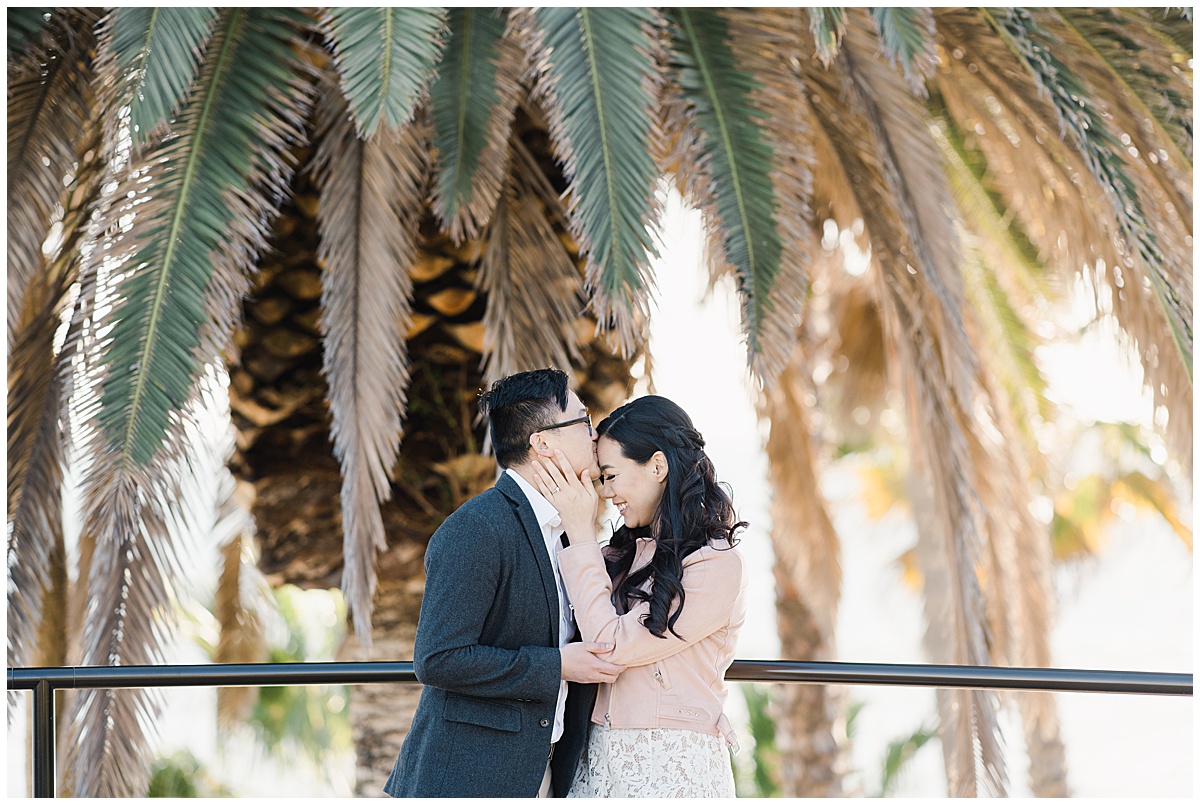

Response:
(986, 7), (1191, 379)
(932, 97), (1051, 309)
(61, 465), (180, 797)
(428, 8), (524, 242)
(100, 8), (216, 151)
(7, 27), (108, 710)
(967, 366), (1069, 795)
(935, 13), (1192, 471)
(800, 14), (1005, 793)
(310, 82), (427, 645)
(61, 12), (313, 794)
(959, 238), (1051, 460)
(478, 136), (586, 388)
(807, 7), (846, 67)
(6, 8), (99, 348)
(840, 10), (976, 406)
(323, 6), (447, 137)
(868, 7), (938, 94)
(1154, 7), (1194, 52)
(724, 7), (815, 387)
(526, 6), (662, 358)
(96, 7), (311, 469)
(665, 8), (784, 377)
(6, 300), (66, 698)
(7, 7), (51, 58)
(1058, 8), (1191, 169)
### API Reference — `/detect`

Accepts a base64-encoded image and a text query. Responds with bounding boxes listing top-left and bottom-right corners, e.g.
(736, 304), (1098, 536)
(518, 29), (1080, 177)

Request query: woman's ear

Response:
(652, 451), (668, 483)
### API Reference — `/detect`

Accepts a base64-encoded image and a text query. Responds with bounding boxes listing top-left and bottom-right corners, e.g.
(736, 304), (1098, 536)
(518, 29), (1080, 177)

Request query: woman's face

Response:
(596, 436), (667, 529)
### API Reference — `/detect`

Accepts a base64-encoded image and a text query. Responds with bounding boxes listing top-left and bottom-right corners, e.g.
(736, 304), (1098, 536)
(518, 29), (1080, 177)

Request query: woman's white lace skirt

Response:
(567, 724), (735, 798)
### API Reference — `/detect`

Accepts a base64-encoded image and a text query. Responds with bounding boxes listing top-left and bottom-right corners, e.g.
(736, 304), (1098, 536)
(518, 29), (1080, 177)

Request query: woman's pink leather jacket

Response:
(557, 537), (747, 749)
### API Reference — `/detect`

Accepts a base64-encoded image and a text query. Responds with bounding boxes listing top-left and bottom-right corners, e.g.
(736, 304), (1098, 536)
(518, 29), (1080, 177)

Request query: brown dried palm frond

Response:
(724, 7), (815, 387)
(840, 10), (976, 408)
(60, 460), (183, 796)
(477, 134), (585, 389)
(799, 13), (1005, 793)
(7, 121), (109, 721)
(969, 364), (1069, 796)
(1049, 8), (1191, 210)
(6, 8), (100, 349)
(310, 81), (427, 646)
(936, 10), (1193, 472)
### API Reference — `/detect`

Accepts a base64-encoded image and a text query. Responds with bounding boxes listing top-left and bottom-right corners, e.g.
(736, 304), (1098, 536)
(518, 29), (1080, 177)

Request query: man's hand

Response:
(561, 641), (624, 683)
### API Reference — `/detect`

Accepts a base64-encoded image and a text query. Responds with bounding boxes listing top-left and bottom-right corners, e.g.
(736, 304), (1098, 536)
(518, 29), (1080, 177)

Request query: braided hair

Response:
(596, 395), (746, 639)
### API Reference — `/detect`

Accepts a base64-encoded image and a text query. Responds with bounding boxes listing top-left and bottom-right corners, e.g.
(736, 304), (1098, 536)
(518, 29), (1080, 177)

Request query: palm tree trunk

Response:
(763, 357), (846, 797)
(338, 575), (425, 797)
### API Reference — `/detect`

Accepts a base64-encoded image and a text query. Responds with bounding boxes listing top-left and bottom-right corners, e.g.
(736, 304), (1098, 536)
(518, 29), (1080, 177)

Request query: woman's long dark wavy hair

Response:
(596, 395), (746, 640)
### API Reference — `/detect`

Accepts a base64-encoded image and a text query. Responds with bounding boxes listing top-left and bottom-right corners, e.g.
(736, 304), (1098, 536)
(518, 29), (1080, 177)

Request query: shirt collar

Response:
(505, 468), (562, 530)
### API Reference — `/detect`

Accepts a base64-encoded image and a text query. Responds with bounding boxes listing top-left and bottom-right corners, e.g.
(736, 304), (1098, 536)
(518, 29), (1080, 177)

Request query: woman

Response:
(531, 395), (748, 798)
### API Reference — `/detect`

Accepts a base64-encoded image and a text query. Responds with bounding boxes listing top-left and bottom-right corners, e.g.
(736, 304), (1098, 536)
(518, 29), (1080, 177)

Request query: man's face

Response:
(531, 391), (599, 478)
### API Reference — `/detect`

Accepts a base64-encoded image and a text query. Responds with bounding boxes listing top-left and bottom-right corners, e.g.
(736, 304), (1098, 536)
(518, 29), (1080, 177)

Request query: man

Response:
(384, 368), (623, 798)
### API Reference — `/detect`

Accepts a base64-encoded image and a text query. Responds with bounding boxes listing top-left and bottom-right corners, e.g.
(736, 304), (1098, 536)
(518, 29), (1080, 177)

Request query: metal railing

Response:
(8, 660), (1193, 798)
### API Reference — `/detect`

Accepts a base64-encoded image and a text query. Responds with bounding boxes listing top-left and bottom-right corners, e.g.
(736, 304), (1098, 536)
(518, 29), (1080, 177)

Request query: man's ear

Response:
(652, 451), (668, 482)
(529, 432), (552, 458)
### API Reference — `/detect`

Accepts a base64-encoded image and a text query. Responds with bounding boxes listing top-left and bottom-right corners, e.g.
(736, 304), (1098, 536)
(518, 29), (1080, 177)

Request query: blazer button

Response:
(540, 718), (550, 728)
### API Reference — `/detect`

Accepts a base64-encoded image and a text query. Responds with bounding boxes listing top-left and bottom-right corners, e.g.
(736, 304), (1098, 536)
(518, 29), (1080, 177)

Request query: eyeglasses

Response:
(534, 415), (595, 438)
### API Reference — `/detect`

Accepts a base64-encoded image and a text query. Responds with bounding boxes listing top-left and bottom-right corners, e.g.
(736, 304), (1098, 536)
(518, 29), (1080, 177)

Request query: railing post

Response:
(33, 679), (55, 798)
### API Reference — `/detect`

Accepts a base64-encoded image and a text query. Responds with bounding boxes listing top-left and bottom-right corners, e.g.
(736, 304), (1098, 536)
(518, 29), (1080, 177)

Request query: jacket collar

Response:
(496, 470), (560, 643)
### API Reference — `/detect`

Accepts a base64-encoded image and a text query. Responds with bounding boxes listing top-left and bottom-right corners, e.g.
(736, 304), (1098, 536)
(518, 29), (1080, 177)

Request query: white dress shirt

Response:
(505, 468), (575, 743)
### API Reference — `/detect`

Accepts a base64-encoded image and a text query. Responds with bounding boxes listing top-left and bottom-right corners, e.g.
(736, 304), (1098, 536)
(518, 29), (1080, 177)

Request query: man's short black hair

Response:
(479, 368), (571, 468)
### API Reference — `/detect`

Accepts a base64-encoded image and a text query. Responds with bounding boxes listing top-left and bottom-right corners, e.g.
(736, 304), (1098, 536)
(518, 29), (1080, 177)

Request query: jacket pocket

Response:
(443, 693), (522, 733)
(653, 661), (672, 689)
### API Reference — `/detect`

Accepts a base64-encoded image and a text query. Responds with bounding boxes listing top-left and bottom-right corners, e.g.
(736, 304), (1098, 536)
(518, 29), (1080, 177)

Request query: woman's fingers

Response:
(538, 455), (568, 490)
(550, 450), (580, 486)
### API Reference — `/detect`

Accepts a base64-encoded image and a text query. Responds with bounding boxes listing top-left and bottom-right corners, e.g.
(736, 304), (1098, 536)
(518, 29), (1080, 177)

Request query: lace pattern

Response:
(567, 724), (735, 798)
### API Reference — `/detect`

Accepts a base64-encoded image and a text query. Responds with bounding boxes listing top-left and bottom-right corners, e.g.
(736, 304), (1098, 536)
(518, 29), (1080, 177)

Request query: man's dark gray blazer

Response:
(384, 471), (595, 797)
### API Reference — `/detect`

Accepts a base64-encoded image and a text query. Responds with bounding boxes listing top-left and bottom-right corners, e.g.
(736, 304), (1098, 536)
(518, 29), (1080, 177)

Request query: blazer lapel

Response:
(496, 472), (560, 644)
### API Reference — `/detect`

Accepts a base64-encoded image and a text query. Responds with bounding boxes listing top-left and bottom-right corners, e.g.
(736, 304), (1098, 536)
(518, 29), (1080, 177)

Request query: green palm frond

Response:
(667, 8), (783, 371)
(97, 8), (310, 468)
(310, 81), (426, 644)
(808, 7), (845, 66)
(1153, 7), (1194, 54)
(324, 6), (447, 137)
(7, 7), (51, 57)
(7, 7), (99, 347)
(724, 8), (815, 386)
(868, 7), (937, 93)
(101, 7), (217, 151)
(987, 7), (1192, 380)
(1057, 8), (1192, 170)
(530, 6), (661, 356)
(933, 97), (1049, 304)
(428, 8), (523, 242)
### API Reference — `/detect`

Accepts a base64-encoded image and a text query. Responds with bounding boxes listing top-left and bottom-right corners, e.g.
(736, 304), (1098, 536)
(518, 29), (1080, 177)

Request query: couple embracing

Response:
(384, 368), (748, 798)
